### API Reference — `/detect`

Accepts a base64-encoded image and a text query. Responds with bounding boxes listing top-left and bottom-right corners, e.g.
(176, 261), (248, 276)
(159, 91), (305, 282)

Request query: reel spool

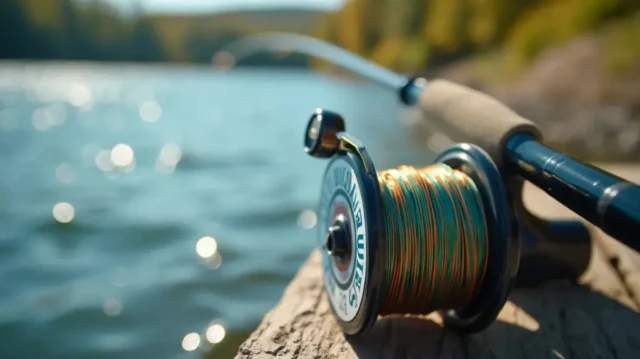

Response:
(304, 109), (519, 336)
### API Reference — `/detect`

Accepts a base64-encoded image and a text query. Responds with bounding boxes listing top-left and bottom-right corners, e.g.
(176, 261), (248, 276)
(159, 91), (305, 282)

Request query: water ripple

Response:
(0, 63), (414, 359)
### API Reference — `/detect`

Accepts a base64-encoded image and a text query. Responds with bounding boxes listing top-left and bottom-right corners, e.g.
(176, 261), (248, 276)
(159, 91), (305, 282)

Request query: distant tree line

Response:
(1, 0), (163, 62)
(2, 0), (638, 73)
(0, 0), (310, 67)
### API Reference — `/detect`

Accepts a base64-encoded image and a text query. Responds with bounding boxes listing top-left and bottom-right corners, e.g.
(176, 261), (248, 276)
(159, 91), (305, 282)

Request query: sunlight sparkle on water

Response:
(56, 162), (76, 184)
(32, 105), (67, 132)
(110, 144), (135, 169)
(196, 236), (218, 259)
(159, 143), (182, 167)
(32, 108), (52, 132)
(182, 332), (201, 352)
(68, 82), (93, 108)
(52, 202), (75, 223)
(206, 253), (223, 270)
(156, 143), (182, 173)
(95, 149), (115, 172)
(103, 298), (123, 317)
(297, 209), (317, 229)
(139, 100), (162, 123)
(205, 323), (226, 344)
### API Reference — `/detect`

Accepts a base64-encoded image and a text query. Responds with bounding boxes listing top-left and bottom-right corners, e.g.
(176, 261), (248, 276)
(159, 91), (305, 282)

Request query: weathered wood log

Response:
(237, 165), (640, 359)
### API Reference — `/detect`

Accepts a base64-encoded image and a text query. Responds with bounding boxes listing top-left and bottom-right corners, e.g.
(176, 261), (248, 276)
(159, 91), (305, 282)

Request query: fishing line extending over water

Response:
(218, 32), (411, 92)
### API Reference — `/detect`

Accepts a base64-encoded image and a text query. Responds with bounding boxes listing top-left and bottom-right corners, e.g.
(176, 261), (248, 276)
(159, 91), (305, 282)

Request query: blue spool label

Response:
(318, 157), (367, 322)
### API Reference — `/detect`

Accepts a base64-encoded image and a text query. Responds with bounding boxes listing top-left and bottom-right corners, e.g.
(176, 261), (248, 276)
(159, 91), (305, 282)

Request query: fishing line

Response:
(376, 163), (489, 315)
(217, 32), (411, 92)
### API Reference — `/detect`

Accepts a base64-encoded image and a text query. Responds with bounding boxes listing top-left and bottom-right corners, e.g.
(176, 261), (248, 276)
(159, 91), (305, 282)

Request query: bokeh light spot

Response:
(110, 144), (135, 169)
(103, 298), (123, 317)
(56, 162), (76, 184)
(139, 100), (162, 123)
(205, 324), (226, 344)
(196, 236), (218, 259)
(159, 143), (182, 167)
(53, 202), (75, 223)
(68, 82), (93, 108)
(205, 253), (223, 270)
(32, 108), (51, 132)
(95, 149), (115, 172)
(181, 332), (201, 352)
(297, 209), (317, 229)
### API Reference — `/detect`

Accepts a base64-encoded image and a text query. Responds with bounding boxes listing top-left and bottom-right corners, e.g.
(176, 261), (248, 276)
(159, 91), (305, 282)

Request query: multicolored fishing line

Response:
(377, 163), (489, 315)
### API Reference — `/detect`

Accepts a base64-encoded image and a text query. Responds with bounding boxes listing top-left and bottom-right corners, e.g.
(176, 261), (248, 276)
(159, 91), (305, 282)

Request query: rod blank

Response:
(221, 32), (407, 91)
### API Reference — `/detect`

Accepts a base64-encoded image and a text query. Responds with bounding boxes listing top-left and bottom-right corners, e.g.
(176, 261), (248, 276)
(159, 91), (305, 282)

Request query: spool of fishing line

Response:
(304, 109), (517, 335)
(377, 164), (488, 315)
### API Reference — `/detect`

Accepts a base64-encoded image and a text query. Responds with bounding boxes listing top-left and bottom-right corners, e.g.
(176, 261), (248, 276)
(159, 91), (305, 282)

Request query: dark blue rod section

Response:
(506, 133), (640, 252)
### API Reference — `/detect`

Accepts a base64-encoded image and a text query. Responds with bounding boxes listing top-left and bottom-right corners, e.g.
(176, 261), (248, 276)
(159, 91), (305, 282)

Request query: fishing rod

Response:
(222, 33), (640, 335)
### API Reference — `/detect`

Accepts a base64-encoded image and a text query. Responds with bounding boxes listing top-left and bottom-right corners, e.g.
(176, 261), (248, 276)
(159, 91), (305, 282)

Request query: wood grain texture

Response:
(236, 165), (640, 359)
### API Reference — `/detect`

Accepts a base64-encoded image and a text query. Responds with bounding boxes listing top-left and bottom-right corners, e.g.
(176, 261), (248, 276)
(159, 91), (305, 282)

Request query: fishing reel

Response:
(221, 31), (640, 336)
(304, 109), (519, 335)
(303, 106), (640, 337)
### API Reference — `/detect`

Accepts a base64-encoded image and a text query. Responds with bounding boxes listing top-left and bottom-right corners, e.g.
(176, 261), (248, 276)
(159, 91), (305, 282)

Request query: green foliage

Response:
(603, 12), (640, 74)
(2, 0), (638, 73)
(315, 0), (639, 73)
(503, 0), (637, 69)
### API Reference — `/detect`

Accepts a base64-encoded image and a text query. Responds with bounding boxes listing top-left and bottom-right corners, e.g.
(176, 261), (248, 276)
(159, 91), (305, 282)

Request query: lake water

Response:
(0, 62), (436, 359)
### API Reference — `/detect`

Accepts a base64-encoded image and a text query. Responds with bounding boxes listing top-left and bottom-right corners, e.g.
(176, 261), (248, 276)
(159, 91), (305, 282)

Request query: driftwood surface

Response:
(237, 164), (640, 359)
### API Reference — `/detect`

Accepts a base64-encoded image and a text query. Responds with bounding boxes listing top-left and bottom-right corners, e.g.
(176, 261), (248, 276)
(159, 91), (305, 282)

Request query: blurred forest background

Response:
(3, 0), (639, 72)
(2, 0), (640, 159)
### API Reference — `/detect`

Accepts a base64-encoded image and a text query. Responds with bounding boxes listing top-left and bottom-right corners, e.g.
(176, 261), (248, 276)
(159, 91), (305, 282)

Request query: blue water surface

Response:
(0, 62), (435, 359)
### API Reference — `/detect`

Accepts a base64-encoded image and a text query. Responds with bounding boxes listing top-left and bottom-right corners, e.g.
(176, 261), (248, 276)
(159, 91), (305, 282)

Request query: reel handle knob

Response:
(304, 109), (345, 158)
(326, 215), (351, 263)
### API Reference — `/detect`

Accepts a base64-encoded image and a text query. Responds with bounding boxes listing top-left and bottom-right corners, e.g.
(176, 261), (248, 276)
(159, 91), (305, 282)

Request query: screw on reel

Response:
(304, 108), (519, 336)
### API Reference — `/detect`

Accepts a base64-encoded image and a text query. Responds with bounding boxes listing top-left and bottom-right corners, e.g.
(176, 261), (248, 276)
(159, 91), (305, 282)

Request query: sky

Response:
(101, 0), (346, 13)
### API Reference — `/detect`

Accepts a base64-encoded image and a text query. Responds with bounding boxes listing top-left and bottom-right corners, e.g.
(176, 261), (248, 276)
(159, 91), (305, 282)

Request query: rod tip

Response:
(399, 77), (427, 105)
